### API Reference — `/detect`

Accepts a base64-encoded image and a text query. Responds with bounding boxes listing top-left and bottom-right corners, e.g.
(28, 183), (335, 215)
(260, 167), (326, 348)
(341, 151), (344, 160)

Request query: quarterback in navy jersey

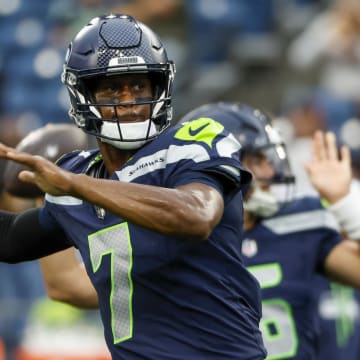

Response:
(180, 102), (360, 360)
(0, 15), (266, 360)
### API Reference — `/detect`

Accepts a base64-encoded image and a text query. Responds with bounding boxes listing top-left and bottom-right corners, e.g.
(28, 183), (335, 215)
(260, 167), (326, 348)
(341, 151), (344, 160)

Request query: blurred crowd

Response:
(1, 0), (360, 157)
(1, 0), (360, 139)
(0, 0), (360, 359)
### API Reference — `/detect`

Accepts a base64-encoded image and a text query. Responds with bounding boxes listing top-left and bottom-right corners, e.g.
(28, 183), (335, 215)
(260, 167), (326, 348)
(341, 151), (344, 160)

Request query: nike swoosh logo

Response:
(188, 122), (210, 136)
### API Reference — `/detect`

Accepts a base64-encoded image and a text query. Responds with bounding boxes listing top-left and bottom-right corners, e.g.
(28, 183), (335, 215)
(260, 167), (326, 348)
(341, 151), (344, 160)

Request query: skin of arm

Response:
(0, 143), (224, 241)
(324, 239), (360, 288)
(71, 177), (224, 240)
(39, 247), (99, 309)
(306, 130), (360, 288)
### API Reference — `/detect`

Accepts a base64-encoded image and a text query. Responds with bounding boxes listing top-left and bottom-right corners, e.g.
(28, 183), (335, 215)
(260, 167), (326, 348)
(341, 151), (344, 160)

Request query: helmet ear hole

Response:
(82, 78), (98, 103)
(148, 72), (169, 124)
(85, 117), (102, 133)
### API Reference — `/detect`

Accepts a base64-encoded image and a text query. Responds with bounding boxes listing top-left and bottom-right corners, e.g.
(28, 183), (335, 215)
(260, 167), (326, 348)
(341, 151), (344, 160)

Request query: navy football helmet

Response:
(61, 14), (175, 149)
(180, 102), (295, 185)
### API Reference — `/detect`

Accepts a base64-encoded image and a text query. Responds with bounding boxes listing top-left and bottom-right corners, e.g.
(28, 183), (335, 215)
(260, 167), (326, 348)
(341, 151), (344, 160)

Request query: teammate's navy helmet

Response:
(61, 14), (175, 149)
(180, 102), (295, 184)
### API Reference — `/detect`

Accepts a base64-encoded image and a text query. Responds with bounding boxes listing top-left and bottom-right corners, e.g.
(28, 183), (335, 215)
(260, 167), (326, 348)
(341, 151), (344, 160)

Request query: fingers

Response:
(7, 151), (37, 166)
(311, 130), (342, 162)
(325, 132), (338, 160)
(311, 130), (326, 162)
(340, 145), (351, 167)
(3, 148), (39, 168)
(18, 170), (36, 184)
(0, 142), (16, 157)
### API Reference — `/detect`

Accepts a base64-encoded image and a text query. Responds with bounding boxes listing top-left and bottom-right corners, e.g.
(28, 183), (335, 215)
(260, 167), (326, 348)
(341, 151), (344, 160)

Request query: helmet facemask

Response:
(242, 142), (295, 218)
(64, 66), (174, 150)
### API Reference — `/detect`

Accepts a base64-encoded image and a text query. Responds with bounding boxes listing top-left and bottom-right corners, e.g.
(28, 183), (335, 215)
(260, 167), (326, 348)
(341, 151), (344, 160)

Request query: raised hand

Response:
(0, 142), (74, 196)
(305, 131), (352, 204)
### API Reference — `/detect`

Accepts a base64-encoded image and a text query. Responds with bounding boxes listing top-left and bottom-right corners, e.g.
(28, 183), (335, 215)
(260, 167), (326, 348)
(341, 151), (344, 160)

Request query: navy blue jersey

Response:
(315, 276), (360, 360)
(40, 119), (266, 359)
(242, 197), (342, 360)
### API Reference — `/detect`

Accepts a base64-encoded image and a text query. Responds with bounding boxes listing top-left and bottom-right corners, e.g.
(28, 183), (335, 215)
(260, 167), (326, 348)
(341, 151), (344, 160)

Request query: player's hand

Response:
(0, 142), (74, 196)
(305, 131), (352, 204)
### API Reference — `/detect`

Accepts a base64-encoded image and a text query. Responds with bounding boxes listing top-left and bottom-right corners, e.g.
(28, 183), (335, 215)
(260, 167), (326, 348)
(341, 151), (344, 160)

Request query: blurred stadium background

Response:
(0, 0), (360, 359)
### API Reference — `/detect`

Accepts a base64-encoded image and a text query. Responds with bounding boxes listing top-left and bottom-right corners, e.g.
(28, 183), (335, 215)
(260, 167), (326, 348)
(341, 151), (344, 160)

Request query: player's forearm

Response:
(70, 174), (223, 240)
(44, 280), (99, 309)
(39, 249), (99, 309)
(325, 240), (360, 289)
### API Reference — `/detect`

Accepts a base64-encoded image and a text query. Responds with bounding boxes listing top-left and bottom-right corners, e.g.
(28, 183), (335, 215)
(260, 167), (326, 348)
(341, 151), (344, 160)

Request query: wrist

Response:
(323, 191), (350, 205)
(328, 184), (360, 240)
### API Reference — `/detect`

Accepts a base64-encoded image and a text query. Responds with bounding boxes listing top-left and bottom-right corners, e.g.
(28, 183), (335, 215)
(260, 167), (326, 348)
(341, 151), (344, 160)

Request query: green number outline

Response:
(247, 262), (299, 359)
(261, 299), (298, 359)
(88, 222), (134, 344)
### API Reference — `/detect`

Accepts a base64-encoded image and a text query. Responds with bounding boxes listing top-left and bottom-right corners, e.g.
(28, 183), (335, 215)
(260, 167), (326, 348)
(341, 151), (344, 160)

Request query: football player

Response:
(0, 15), (266, 359)
(180, 102), (360, 360)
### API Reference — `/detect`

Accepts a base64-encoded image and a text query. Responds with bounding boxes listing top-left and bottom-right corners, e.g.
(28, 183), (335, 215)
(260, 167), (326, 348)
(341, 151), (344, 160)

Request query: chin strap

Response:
(100, 119), (158, 150)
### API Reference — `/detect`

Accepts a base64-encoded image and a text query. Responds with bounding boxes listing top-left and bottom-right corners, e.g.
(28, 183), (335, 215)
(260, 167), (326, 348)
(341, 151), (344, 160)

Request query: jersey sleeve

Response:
(315, 218), (343, 273)
(0, 208), (72, 262)
(309, 199), (343, 273)
(302, 198), (344, 272)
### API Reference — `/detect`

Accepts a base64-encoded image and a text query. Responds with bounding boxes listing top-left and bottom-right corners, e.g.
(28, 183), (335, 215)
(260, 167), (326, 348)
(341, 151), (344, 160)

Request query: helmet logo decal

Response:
(175, 118), (224, 148)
